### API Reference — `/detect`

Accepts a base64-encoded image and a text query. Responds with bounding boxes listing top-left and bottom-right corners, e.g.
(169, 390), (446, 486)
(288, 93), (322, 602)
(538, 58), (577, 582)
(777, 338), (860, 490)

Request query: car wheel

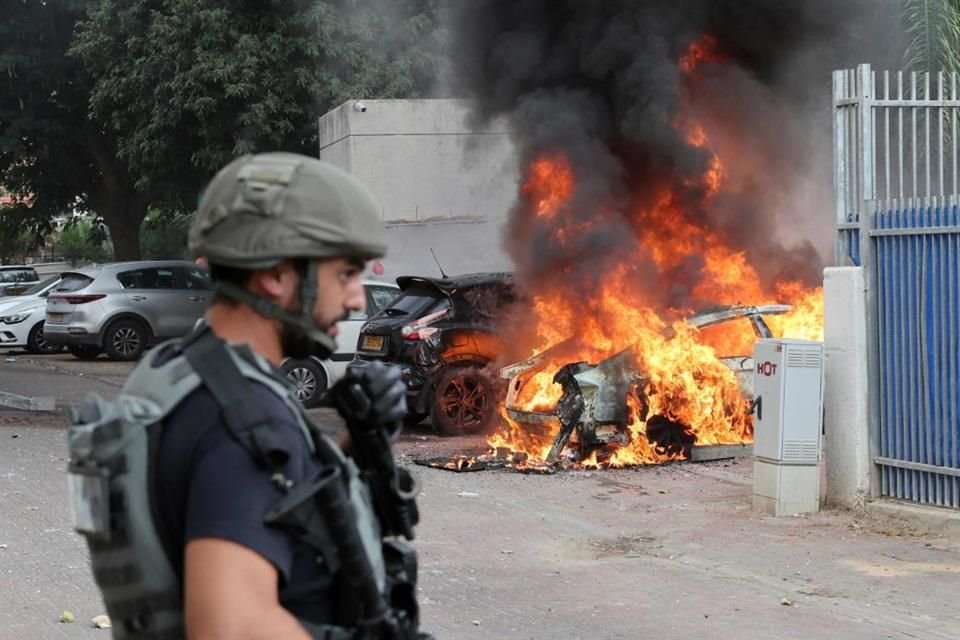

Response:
(27, 322), (63, 354)
(431, 365), (497, 436)
(283, 358), (327, 408)
(104, 319), (147, 361)
(68, 345), (102, 360)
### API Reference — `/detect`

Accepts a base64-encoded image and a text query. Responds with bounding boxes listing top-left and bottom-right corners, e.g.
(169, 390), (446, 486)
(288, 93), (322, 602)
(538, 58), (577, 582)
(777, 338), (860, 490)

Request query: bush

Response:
(56, 219), (112, 265)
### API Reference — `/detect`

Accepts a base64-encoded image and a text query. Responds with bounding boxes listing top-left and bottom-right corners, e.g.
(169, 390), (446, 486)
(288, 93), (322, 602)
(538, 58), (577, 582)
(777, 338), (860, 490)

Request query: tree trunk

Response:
(85, 123), (150, 261)
(103, 203), (147, 261)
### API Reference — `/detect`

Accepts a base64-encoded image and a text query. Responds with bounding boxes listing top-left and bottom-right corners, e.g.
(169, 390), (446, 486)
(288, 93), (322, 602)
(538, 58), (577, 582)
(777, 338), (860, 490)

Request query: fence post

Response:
(855, 64), (883, 499)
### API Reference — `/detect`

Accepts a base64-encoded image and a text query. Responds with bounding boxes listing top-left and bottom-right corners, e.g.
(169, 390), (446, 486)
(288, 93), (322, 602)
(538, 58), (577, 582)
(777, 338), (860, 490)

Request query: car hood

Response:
(0, 294), (42, 315)
(1, 298), (45, 315)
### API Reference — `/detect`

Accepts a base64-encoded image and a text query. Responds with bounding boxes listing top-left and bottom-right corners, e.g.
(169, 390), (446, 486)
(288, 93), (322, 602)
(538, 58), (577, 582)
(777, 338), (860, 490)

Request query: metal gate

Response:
(834, 63), (960, 509)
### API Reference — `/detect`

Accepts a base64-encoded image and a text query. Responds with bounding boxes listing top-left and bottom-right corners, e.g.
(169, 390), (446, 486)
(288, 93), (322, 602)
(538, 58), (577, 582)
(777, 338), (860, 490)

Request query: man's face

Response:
(310, 257), (367, 336)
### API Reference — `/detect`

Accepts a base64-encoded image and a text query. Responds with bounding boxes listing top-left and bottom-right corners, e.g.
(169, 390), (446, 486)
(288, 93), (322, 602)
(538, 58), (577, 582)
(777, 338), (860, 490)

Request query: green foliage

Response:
(140, 210), (193, 260)
(56, 219), (113, 265)
(902, 0), (960, 73)
(0, 207), (44, 264)
(0, 0), (95, 238)
(70, 0), (447, 211)
(2, 0), (447, 259)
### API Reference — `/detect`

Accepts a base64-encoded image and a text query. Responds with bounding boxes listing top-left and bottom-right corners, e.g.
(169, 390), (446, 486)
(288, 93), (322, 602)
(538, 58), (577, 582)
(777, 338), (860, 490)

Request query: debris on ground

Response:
(91, 614), (111, 629)
(60, 611), (75, 623)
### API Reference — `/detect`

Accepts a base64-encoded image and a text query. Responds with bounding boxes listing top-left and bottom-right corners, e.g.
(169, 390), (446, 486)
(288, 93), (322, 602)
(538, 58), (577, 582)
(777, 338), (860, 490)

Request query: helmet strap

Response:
(216, 278), (337, 357)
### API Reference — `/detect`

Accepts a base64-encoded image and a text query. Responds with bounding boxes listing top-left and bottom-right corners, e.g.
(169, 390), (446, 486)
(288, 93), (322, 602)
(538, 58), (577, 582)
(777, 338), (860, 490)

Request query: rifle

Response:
(328, 380), (421, 540)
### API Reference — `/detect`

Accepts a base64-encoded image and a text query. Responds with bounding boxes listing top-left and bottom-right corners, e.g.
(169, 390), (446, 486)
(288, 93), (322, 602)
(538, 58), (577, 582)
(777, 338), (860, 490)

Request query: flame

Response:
(678, 34), (727, 74)
(489, 35), (825, 469)
(523, 154), (573, 219)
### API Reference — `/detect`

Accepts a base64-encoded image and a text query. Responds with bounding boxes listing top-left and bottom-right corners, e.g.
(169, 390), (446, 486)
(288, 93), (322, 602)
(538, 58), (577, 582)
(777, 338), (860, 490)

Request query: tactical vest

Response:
(66, 329), (398, 640)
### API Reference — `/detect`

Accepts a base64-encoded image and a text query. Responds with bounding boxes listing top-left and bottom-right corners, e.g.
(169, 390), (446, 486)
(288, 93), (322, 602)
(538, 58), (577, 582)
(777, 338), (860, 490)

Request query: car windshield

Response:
(21, 274), (60, 296)
(380, 286), (449, 317)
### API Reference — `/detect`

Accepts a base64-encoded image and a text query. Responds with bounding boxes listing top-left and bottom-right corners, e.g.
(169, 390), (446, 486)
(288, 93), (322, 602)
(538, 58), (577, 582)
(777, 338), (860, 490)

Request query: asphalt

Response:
(1, 352), (959, 639)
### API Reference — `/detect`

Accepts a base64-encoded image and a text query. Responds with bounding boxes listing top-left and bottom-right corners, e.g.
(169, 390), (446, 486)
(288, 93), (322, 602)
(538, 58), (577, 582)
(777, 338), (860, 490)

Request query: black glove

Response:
(330, 361), (407, 430)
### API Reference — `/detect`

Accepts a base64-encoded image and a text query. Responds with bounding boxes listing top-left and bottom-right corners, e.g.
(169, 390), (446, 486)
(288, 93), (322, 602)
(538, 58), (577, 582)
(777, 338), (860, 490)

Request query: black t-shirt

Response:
(153, 371), (335, 622)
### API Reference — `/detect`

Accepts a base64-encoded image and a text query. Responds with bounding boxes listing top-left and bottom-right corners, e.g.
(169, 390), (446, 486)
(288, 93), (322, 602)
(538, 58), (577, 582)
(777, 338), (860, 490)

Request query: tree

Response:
(2, 0), (445, 261)
(901, 0), (960, 72)
(0, 0), (152, 261)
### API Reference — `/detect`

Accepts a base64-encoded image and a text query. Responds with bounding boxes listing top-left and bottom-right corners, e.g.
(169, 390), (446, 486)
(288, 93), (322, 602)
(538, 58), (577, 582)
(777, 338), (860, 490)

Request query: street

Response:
(1, 352), (959, 640)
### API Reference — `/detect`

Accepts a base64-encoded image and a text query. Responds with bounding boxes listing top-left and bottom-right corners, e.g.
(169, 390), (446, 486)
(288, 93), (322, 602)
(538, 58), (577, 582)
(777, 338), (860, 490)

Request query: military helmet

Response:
(189, 152), (387, 268)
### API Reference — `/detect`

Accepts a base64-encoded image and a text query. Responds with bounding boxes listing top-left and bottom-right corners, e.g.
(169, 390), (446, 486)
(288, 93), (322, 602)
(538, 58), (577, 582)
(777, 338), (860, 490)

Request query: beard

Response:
(280, 321), (334, 360)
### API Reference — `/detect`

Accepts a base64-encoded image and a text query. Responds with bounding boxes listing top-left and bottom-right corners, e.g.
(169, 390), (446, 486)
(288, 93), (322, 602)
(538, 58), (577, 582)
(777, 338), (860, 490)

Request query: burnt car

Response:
(500, 304), (790, 464)
(350, 273), (515, 435)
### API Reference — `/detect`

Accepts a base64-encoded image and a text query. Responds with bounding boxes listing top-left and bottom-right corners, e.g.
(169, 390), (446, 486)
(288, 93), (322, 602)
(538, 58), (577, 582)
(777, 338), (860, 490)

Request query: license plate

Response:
(48, 313), (64, 323)
(361, 335), (385, 351)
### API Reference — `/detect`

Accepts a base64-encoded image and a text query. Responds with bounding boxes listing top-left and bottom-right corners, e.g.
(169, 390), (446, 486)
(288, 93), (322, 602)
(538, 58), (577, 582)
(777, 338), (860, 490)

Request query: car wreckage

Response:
(499, 304), (791, 465)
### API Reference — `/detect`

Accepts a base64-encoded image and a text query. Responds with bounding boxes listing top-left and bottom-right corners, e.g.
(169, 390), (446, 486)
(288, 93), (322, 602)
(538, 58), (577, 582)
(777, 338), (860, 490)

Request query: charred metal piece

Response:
(644, 416), (696, 458)
(546, 363), (588, 463)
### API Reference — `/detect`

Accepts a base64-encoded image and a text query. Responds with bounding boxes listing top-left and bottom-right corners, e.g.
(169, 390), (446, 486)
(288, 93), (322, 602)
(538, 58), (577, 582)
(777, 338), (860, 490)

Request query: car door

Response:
(118, 266), (192, 338)
(174, 264), (213, 332)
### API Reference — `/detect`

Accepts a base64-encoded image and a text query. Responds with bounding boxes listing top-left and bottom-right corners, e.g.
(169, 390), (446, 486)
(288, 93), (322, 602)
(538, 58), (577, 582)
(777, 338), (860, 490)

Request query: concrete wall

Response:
(318, 99), (518, 223)
(822, 267), (872, 510)
(318, 98), (519, 280)
(373, 219), (512, 283)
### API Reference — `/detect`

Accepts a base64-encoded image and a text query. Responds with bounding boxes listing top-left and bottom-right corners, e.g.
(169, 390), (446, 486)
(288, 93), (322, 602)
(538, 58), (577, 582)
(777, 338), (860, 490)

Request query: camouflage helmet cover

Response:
(189, 152), (387, 269)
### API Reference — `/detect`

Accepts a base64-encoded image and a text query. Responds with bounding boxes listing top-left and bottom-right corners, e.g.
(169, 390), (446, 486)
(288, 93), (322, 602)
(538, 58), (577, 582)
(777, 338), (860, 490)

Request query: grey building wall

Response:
(317, 99), (518, 280)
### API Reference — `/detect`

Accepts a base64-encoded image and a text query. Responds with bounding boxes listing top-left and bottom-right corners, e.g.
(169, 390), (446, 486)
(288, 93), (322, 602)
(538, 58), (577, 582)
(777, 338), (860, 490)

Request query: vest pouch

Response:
(67, 463), (111, 538)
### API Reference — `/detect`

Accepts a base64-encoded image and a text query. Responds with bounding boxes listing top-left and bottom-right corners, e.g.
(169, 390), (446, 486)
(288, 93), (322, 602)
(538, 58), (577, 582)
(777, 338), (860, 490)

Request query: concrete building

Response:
(317, 99), (518, 280)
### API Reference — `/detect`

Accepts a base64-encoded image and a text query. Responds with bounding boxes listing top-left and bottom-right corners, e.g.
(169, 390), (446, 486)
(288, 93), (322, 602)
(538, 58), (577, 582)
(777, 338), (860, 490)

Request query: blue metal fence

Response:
(835, 65), (960, 509)
(872, 205), (960, 508)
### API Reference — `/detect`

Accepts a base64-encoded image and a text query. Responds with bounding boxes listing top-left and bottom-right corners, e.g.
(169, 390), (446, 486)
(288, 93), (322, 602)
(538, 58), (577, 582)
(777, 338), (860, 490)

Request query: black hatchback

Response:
(349, 273), (514, 435)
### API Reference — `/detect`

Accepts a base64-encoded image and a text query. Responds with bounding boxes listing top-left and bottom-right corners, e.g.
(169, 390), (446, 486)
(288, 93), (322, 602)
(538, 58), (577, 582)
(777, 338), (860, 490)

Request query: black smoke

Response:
(451, 0), (900, 311)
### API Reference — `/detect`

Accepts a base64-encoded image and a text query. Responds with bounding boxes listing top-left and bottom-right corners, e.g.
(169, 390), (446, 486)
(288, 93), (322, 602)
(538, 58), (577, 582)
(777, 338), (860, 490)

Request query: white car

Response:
(282, 280), (400, 407)
(0, 274), (61, 315)
(0, 295), (63, 354)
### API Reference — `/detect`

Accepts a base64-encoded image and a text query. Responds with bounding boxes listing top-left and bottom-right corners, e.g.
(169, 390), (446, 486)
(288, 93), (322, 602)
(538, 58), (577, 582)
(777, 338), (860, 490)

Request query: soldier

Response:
(67, 152), (427, 639)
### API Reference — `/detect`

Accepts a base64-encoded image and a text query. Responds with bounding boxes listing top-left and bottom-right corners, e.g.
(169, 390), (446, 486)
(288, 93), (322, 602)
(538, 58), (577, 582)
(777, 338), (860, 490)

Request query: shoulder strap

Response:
(183, 329), (291, 471)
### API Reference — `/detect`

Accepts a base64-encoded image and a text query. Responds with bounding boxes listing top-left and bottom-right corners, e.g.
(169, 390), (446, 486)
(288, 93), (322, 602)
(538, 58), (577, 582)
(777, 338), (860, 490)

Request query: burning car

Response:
(498, 304), (790, 466)
(350, 273), (515, 435)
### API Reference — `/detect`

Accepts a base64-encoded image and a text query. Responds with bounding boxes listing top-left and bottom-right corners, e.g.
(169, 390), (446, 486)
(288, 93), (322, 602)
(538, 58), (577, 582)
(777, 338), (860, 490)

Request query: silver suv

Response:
(44, 260), (211, 361)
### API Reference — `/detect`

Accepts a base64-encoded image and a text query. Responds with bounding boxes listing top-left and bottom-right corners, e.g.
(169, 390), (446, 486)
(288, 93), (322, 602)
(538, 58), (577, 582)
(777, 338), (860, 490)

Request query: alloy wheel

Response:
(112, 326), (142, 357)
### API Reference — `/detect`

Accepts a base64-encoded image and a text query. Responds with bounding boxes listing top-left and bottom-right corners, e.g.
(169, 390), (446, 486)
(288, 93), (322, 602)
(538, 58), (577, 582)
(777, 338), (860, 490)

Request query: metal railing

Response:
(834, 64), (960, 509)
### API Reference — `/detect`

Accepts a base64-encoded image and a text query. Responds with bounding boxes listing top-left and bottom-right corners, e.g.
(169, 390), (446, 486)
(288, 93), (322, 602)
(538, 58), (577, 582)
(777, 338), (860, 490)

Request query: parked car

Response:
(0, 274), (61, 315)
(0, 265), (40, 297)
(349, 273), (515, 435)
(43, 260), (212, 361)
(0, 296), (65, 354)
(282, 280), (401, 407)
(0, 275), (63, 354)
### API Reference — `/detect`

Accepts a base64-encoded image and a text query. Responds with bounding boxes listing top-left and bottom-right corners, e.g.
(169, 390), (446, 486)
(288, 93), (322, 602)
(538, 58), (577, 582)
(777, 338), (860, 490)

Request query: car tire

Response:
(283, 358), (328, 408)
(431, 364), (497, 436)
(68, 345), (102, 360)
(26, 321), (63, 355)
(103, 319), (148, 361)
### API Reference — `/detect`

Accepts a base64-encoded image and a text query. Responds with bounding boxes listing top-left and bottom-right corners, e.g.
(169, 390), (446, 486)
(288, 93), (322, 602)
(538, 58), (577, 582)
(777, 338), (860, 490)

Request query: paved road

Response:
(2, 352), (959, 639)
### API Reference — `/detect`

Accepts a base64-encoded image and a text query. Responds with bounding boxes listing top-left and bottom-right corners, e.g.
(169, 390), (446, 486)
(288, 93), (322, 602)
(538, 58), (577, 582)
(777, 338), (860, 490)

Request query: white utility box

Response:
(751, 339), (824, 516)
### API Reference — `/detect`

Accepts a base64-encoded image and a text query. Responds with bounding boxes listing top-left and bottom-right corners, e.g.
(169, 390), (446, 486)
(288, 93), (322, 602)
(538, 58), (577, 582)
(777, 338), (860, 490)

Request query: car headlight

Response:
(1, 312), (30, 324)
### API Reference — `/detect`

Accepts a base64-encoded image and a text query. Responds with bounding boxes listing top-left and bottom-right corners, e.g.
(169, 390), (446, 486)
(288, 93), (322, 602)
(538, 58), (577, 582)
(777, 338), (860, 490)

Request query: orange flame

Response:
(490, 35), (824, 468)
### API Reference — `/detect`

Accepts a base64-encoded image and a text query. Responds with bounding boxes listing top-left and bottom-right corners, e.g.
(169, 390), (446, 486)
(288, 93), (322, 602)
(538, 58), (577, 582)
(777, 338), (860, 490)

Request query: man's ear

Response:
(248, 262), (296, 301)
